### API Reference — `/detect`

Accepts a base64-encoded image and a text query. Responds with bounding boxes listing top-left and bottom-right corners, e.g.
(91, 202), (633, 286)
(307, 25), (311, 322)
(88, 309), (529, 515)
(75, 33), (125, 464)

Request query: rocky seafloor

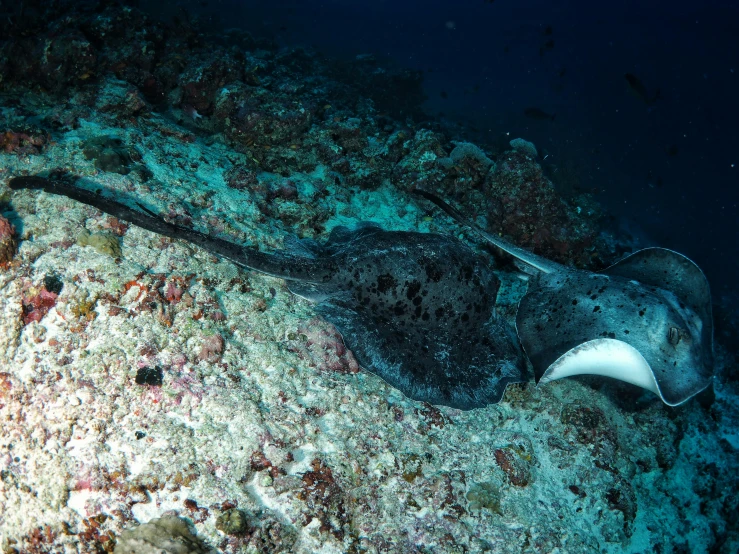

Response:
(1, 3), (738, 553)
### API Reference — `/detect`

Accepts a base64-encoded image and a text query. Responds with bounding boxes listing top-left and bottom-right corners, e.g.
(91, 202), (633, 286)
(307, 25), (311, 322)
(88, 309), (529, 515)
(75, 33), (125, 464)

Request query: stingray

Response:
(415, 189), (714, 406)
(8, 175), (528, 410)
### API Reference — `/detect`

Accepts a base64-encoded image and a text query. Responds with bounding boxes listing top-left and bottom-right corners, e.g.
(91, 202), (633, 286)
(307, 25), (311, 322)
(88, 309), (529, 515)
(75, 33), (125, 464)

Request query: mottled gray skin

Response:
(415, 188), (714, 406)
(286, 224), (527, 409)
(9, 176), (527, 410)
(518, 248), (713, 405)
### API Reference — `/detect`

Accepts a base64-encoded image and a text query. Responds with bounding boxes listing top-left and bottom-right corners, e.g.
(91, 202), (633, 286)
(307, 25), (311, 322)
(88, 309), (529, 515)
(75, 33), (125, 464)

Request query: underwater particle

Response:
(113, 514), (212, 554)
(0, 215), (17, 264)
(466, 482), (502, 514)
(135, 366), (163, 386)
(135, 431), (146, 440)
(77, 229), (122, 257)
(215, 508), (250, 535)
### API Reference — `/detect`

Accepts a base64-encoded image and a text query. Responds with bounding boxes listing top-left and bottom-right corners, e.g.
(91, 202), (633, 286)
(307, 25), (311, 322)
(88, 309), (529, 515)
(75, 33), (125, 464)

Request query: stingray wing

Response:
(517, 270), (713, 405)
(316, 299), (528, 410)
(602, 247), (713, 350)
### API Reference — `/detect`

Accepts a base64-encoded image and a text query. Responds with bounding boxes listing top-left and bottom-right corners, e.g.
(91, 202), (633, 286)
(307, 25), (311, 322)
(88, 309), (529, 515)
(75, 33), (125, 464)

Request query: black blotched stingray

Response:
(8, 175), (527, 410)
(415, 189), (714, 406)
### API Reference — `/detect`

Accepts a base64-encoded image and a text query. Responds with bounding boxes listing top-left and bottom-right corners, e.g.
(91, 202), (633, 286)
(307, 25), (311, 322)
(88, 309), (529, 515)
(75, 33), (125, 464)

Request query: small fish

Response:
(624, 73), (660, 105)
(524, 107), (556, 121)
(539, 36), (555, 57)
(647, 170), (664, 189)
(182, 104), (203, 121)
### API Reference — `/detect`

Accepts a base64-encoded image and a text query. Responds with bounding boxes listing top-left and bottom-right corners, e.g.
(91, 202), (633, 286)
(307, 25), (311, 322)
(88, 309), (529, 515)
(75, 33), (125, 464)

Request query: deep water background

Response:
(152, 0), (738, 307)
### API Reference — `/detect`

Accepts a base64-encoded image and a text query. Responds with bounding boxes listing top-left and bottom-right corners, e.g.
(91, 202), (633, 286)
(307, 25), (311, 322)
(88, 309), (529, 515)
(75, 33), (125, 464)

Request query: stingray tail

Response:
(9, 175), (333, 283)
(412, 188), (561, 274)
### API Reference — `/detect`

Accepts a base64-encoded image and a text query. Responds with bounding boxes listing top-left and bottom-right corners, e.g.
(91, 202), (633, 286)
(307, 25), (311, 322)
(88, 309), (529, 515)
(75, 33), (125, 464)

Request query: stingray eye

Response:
(668, 326), (682, 345)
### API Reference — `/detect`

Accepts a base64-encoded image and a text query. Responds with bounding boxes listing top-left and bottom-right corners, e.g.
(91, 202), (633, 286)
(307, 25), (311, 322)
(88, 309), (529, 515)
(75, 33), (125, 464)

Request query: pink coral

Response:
(0, 130), (49, 155)
(290, 318), (359, 374)
(198, 333), (225, 363)
(0, 216), (17, 265)
(21, 287), (58, 325)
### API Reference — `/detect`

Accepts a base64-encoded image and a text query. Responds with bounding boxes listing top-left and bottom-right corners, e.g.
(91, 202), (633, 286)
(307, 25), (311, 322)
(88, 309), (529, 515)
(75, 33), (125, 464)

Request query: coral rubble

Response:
(0, 3), (736, 554)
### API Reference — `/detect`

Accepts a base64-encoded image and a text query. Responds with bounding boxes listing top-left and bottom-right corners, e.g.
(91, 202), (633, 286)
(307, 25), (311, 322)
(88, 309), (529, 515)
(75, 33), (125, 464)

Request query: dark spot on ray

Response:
(376, 274), (397, 294)
(406, 280), (421, 300)
(425, 263), (443, 282)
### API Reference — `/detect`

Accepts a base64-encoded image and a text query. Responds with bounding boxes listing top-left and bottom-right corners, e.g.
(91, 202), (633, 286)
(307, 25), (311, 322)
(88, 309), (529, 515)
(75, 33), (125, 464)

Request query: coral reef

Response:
(0, 215), (17, 265)
(77, 229), (122, 258)
(0, 3), (736, 554)
(114, 514), (213, 554)
(0, 129), (49, 155)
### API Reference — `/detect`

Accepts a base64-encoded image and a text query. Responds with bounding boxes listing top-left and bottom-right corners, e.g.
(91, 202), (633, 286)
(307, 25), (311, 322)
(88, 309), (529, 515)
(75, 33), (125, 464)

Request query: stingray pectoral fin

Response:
(603, 247), (712, 327)
(538, 338), (661, 397)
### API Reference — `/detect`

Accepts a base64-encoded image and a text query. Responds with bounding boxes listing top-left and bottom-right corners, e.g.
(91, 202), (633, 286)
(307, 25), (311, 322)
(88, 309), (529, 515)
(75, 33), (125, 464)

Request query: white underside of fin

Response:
(539, 338), (660, 397)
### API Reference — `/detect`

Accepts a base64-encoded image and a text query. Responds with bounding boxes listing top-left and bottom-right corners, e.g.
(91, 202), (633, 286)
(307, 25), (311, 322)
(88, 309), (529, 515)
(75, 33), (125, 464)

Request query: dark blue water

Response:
(166, 0), (739, 306)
